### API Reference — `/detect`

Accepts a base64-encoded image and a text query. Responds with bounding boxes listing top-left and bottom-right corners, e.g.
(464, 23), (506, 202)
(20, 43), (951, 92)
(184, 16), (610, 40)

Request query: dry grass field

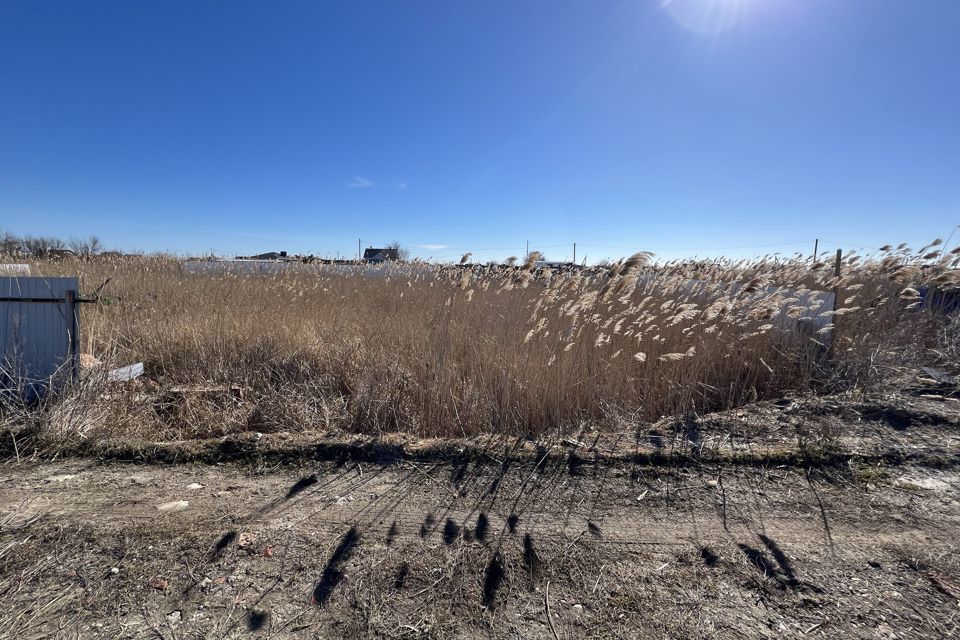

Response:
(4, 242), (958, 449)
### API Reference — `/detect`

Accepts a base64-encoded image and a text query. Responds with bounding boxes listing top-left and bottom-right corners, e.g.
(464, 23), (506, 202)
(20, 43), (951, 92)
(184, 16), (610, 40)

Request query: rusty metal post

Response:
(65, 289), (80, 381)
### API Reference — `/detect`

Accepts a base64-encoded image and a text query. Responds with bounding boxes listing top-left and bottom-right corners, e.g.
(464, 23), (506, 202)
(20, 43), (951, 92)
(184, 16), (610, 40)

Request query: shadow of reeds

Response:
(285, 473), (318, 500)
(312, 526), (361, 607)
(482, 554), (505, 610)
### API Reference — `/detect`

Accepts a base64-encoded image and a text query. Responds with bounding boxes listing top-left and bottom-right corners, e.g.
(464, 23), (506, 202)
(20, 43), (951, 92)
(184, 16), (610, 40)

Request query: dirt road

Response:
(1, 448), (958, 638)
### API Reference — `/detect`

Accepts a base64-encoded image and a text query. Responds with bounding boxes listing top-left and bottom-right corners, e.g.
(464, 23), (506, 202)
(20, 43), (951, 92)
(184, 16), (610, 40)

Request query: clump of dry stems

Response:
(3, 241), (958, 444)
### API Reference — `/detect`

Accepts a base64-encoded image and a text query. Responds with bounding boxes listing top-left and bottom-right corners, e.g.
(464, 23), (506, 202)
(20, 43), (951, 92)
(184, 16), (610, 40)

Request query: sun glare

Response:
(661, 0), (755, 33)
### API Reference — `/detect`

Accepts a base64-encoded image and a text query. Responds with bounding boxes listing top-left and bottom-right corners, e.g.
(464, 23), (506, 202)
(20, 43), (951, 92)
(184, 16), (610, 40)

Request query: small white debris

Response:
(636, 490), (648, 501)
(166, 610), (182, 625)
(110, 567), (119, 575)
(157, 500), (189, 513)
(186, 483), (204, 490)
(46, 474), (77, 482)
(107, 362), (144, 382)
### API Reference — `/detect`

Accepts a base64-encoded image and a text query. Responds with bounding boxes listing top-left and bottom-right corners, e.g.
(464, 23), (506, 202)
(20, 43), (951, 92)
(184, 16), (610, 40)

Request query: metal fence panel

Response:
(0, 276), (80, 398)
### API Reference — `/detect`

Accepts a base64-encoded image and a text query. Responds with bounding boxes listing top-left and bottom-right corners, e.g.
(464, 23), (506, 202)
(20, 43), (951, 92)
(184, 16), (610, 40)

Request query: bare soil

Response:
(1, 388), (958, 639)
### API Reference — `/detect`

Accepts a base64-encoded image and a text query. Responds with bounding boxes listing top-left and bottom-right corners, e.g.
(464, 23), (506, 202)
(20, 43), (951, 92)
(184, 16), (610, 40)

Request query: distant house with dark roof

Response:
(236, 251), (288, 260)
(363, 247), (399, 263)
(47, 248), (78, 260)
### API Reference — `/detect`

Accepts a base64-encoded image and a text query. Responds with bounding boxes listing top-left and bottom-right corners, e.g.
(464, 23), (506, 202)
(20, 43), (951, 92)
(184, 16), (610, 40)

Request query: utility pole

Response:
(358, 238), (361, 262)
(813, 238), (819, 262)
(526, 240), (529, 258)
(572, 242), (576, 265)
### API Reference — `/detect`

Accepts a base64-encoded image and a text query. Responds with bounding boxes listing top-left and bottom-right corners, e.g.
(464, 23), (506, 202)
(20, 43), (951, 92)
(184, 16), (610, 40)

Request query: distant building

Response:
(47, 248), (78, 260)
(236, 251), (288, 260)
(363, 247), (400, 263)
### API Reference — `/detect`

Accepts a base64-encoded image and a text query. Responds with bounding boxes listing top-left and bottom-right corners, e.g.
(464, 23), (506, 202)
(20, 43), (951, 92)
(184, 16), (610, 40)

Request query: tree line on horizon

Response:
(1, 229), (107, 259)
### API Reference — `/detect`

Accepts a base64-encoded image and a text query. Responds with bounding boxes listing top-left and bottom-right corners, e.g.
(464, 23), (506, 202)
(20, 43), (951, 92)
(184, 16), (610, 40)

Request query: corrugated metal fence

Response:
(1, 276), (80, 399)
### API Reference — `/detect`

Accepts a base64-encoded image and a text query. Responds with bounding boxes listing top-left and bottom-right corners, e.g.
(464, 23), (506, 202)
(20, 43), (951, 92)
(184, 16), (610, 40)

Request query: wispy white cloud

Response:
(416, 243), (448, 251)
(347, 176), (375, 189)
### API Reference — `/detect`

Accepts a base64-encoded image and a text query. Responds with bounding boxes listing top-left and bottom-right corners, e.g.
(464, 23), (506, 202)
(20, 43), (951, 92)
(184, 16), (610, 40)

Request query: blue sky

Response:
(1, 0), (958, 262)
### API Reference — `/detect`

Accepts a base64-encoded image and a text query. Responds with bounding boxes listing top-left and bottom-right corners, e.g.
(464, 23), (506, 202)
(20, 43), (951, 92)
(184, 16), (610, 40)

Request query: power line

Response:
(575, 240), (817, 252)
(818, 240), (887, 252)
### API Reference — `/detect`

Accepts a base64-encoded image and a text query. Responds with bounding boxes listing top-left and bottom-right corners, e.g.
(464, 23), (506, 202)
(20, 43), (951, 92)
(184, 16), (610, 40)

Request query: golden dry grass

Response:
(7, 243), (959, 442)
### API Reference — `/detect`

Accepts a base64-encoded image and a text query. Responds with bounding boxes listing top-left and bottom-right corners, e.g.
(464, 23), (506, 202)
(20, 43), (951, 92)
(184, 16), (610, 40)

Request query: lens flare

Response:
(661, 0), (753, 33)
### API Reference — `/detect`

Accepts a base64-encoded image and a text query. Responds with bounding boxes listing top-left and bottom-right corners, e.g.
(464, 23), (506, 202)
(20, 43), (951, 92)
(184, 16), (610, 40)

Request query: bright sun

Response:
(661, 0), (755, 33)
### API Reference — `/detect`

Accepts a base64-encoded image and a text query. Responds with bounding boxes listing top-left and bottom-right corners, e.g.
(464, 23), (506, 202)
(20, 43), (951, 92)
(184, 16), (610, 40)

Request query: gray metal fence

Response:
(1, 276), (81, 399)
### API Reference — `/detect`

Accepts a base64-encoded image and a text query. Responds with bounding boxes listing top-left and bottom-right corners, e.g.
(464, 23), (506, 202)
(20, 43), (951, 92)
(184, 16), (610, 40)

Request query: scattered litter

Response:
(149, 577), (168, 590)
(636, 490), (648, 501)
(263, 545), (274, 558)
(237, 532), (256, 549)
(186, 482), (204, 490)
(166, 610), (182, 625)
(45, 474), (76, 482)
(199, 577), (212, 588)
(156, 500), (188, 513)
(109, 567), (119, 575)
(107, 362), (144, 382)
